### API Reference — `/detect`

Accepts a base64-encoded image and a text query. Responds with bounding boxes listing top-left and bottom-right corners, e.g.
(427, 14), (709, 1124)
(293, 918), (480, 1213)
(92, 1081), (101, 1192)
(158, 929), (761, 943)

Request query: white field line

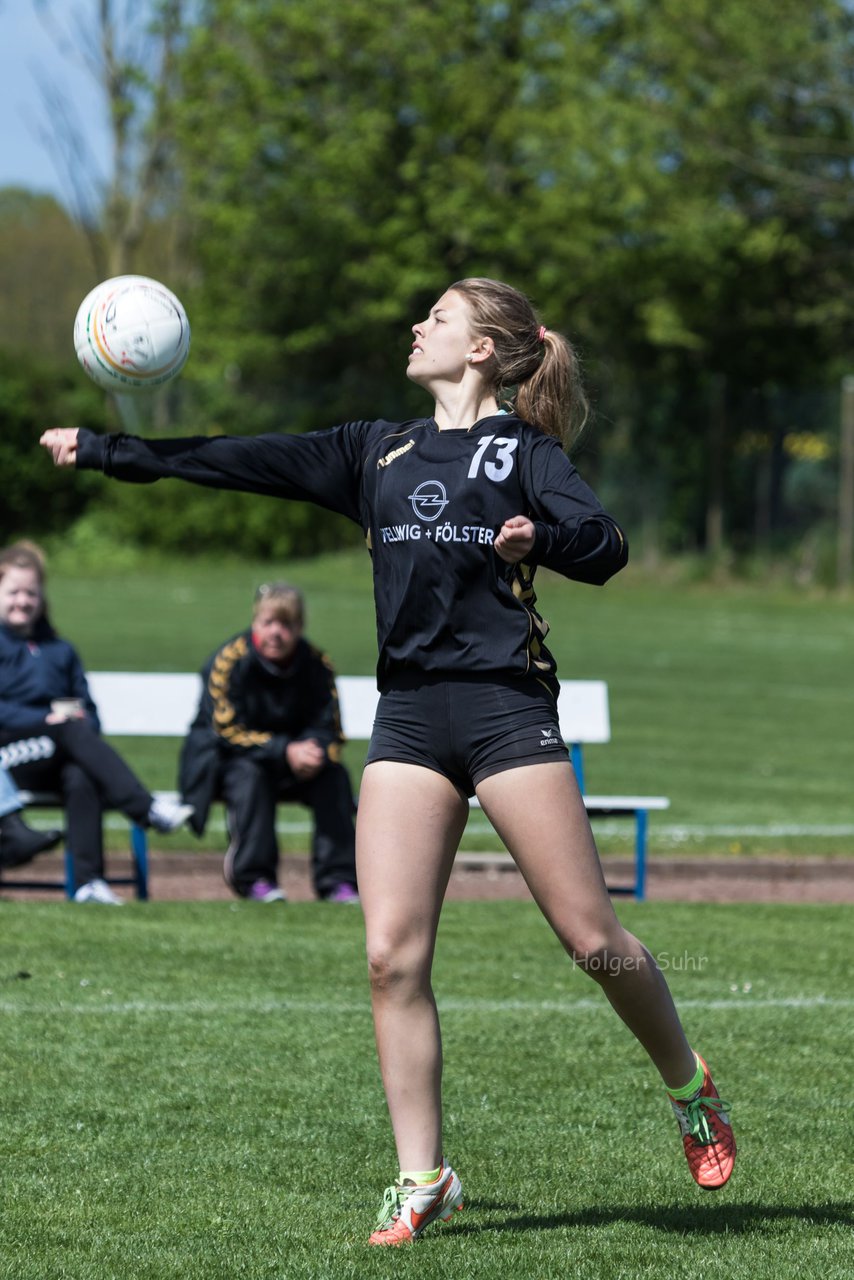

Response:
(651, 824), (854, 840)
(1, 995), (851, 1017)
(99, 815), (854, 840)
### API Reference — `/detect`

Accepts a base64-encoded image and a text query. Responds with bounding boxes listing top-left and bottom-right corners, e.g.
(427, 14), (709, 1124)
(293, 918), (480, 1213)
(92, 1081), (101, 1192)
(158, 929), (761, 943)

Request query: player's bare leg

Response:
(475, 761), (696, 1087)
(356, 761), (469, 1171)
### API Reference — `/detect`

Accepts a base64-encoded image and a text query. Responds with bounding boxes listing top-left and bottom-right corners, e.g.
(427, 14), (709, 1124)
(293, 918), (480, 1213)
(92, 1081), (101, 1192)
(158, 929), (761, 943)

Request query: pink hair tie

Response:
(537, 325), (547, 344)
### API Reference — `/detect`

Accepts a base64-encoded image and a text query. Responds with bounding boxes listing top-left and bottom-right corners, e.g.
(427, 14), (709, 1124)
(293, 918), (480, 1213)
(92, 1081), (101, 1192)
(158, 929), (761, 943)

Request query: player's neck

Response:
(432, 387), (500, 432)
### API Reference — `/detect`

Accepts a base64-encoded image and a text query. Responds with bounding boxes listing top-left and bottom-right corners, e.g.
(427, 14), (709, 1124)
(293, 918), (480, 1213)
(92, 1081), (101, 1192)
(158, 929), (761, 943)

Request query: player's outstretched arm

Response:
(40, 428), (80, 467)
(39, 422), (366, 523)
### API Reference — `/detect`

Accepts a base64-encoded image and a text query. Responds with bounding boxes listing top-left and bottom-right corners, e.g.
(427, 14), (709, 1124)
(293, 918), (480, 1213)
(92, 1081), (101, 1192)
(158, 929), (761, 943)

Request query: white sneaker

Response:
(74, 879), (124, 905)
(369, 1164), (464, 1245)
(248, 879), (287, 903)
(148, 797), (194, 833)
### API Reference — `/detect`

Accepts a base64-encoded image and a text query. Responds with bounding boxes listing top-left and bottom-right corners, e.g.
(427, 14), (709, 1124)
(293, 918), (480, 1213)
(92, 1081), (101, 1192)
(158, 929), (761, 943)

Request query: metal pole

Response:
(705, 374), (726, 555)
(838, 376), (854, 590)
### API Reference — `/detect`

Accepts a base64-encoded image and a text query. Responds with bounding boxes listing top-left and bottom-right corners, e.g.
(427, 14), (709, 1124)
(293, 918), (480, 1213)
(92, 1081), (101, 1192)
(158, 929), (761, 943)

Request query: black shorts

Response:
(365, 674), (569, 797)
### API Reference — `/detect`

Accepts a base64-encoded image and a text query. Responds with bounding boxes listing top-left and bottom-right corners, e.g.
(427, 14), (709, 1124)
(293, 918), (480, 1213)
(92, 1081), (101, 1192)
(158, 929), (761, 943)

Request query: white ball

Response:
(73, 275), (190, 394)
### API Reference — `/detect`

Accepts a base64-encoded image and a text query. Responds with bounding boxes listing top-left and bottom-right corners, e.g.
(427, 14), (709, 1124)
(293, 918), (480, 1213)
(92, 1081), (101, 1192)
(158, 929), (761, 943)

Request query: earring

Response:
(465, 354), (474, 362)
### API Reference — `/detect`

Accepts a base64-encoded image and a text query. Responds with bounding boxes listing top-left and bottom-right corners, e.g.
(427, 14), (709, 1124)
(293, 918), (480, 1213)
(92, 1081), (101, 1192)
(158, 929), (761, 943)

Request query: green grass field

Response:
(0, 899), (851, 1278)
(42, 551), (854, 857)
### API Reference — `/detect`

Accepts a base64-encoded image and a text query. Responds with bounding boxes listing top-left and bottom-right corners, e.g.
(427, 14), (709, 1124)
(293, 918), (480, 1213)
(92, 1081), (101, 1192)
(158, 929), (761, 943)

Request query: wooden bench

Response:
(3, 673), (668, 901)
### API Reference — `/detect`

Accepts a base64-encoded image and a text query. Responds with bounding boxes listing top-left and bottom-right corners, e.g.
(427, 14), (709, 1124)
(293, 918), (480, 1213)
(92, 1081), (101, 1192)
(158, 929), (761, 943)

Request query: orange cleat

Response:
(368, 1164), (464, 1246)
(669, 1054), (736, 1189)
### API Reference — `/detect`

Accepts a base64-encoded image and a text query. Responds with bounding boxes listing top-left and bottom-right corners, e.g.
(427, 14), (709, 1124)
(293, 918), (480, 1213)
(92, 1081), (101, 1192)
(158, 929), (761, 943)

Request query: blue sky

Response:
(0, 1), (111, 206)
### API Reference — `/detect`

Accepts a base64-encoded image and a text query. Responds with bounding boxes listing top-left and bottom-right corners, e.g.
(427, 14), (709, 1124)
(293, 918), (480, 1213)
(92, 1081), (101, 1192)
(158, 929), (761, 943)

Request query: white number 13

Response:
(467, 435), (519, 483)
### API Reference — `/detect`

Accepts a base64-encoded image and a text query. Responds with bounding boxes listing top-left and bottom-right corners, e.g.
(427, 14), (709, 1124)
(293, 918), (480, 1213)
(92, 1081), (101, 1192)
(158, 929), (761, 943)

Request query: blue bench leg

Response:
(131, 824), (149, 901)
(570, 742), (585, 792)
(64, 846), (76, 900)
(634, 810), (647, 901)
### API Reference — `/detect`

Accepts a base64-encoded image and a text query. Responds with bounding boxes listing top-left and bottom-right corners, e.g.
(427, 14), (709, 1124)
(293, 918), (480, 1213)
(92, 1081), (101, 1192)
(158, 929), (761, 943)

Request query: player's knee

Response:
(52, 717), (96, 748)
(565, 927), (643, 982)
(62, 762), (99, 802)
(366, 936), (430, 996)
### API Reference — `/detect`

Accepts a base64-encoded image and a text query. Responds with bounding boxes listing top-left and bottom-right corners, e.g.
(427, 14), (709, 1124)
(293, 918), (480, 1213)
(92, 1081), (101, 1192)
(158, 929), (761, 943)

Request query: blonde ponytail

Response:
(450, 278), (588, 446)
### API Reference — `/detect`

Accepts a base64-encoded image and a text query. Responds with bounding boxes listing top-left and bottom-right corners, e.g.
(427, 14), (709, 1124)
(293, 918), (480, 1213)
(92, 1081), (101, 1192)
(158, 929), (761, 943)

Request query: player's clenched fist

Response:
(40, 428), (80, 467)
(494, 514), (536, 564)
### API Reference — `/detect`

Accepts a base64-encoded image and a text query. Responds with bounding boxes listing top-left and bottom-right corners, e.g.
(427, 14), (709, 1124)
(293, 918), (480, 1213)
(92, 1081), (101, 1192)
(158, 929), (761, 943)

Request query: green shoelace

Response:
(374, 1183), (404, 1230)
(683, 1094), (731, 1144)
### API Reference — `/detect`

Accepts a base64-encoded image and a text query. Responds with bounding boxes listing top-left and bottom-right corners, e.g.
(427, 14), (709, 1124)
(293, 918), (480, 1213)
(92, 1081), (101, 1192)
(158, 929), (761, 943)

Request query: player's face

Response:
(407, 290), (476, 387)
(252, 603), (302, 665)
(0, 565), (43, 635)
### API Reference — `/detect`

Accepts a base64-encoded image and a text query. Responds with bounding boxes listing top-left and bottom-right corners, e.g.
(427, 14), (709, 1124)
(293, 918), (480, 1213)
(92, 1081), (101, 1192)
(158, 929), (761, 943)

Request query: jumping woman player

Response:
(41, 277), (735, 1244)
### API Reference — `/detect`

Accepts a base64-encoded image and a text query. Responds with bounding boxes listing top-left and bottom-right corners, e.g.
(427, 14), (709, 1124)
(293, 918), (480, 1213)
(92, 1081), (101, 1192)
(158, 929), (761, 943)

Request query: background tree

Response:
(166, 0), (852, 559)
(33, 0), (189, 278)
(0, 346), (109, 542)
(0, 189), (92, 361)
(564, 0), (854, 558)
(4, 0), (851, 571)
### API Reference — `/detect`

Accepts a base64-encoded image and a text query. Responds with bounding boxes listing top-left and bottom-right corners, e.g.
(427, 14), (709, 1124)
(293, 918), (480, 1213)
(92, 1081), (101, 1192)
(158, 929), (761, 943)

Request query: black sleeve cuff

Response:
(75, 427), (107, 471)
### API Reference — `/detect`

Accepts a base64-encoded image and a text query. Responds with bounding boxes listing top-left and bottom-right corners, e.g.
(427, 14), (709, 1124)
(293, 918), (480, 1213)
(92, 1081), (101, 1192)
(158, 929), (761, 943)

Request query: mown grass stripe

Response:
(2, 994), (851, 1016)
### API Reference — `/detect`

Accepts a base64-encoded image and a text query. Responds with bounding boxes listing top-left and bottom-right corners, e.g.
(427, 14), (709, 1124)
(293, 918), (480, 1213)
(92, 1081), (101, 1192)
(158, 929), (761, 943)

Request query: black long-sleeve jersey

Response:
(76, 414), (627, 688)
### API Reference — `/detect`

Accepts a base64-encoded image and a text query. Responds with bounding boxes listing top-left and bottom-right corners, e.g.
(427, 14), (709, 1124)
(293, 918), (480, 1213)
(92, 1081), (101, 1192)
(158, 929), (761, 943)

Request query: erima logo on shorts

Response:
(408, 480), (449, 522)
(540, 726), (561, 746)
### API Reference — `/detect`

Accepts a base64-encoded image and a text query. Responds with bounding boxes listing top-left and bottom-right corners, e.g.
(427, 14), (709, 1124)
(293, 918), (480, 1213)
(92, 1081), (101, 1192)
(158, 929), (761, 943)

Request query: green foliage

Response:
(79, 478), (361, 559)
(173, 0), (854, 374)
(169, 0), (854, 556)
(0, 901), (851, 1277)
(0, 190), (94, 361)
(0, 349), (110, 543)
(3, 1), (854, 562)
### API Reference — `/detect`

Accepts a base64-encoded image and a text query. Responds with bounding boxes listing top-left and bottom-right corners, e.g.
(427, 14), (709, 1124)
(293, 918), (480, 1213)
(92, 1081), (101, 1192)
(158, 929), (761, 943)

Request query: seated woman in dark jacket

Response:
(0, 541), (192, 904)
(179, 581), (358, 903)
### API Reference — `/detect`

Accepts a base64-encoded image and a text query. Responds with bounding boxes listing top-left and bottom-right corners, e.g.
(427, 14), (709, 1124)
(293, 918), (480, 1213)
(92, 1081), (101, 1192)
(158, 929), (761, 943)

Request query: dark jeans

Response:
(0, 719), (152, 888)
(220, 755), (357, 899)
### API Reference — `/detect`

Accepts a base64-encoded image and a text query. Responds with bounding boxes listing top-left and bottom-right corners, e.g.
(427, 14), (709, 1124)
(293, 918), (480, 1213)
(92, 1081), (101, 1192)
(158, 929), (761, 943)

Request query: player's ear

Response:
(469, 336), (494, 365)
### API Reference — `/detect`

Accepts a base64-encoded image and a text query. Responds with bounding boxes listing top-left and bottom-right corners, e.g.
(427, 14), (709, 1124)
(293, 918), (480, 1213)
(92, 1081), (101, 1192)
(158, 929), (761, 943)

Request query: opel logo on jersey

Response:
(408, 480), (450, 522)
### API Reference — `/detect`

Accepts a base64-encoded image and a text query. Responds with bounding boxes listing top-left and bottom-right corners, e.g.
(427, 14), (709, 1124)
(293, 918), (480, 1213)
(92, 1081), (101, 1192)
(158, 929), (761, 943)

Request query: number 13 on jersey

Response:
(467, 436), (519, 483)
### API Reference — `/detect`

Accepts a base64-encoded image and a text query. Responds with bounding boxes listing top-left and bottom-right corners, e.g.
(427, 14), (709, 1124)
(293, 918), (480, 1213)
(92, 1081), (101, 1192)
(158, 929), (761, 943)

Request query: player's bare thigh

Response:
(475, 760), (621, 945)
(356, 760), (470, 954)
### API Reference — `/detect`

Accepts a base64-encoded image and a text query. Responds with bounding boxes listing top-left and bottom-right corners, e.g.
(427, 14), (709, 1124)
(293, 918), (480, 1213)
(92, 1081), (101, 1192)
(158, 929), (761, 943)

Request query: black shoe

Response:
(0, 812), (63, 868)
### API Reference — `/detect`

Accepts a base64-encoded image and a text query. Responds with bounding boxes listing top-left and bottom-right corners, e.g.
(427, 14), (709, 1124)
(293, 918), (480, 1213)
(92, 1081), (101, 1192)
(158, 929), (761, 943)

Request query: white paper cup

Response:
(51, 698), (84, 718)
